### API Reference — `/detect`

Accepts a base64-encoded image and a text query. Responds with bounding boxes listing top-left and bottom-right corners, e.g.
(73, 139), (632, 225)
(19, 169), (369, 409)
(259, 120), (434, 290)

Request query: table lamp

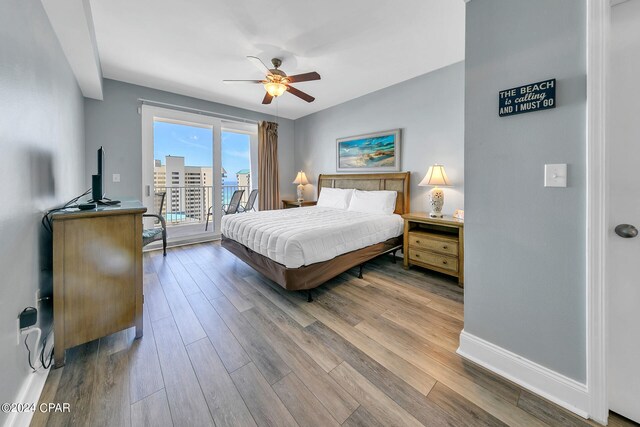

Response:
(293, 171), (309, 202)
(419, 164), (450, 218)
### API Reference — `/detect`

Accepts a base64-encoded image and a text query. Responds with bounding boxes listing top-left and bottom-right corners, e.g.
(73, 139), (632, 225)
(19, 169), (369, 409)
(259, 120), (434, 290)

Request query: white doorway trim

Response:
(586, 0), (609, 424)
(221, 122), (260, 199)
(141, 104), (223, 239)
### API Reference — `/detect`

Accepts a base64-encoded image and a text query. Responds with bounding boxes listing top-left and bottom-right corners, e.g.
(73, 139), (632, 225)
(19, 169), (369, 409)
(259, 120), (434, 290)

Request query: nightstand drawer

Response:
(408, 248), (458, 273)
(409, 232), (458, 256)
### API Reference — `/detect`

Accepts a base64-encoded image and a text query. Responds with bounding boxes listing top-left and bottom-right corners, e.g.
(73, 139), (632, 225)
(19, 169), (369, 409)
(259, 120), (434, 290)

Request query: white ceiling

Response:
(87, 0), (465, 119)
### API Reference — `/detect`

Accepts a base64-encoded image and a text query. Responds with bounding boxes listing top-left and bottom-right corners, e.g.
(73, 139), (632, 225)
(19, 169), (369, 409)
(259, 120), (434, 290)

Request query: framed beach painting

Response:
(336, 129), (401, 172)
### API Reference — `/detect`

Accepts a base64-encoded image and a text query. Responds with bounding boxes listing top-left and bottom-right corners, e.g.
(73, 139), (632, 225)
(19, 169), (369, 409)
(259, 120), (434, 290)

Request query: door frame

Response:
(586, 0), (609, 423)
(141, 105), (223, 241)
(221, 120), (260, 197)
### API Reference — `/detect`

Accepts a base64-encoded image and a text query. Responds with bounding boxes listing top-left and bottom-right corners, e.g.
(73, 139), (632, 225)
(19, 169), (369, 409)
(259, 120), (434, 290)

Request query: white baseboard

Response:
(457, 330), (590, 419)
(2, 368), (50, 427)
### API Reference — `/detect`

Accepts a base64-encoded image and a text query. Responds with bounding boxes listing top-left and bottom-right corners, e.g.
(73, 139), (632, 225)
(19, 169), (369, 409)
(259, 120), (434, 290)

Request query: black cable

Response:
(24, 335), (36, 372)
(41, 347), (54, 370)
(42, 188), (92, 233)
(20, 318), (54, 371)
(40, 328), (54, 369)
(66, 188), (91, 206)
(19, 307), (39, 371)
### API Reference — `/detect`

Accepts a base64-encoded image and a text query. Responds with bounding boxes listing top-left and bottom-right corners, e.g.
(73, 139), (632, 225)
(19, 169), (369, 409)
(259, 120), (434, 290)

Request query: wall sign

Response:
(498, 78), (556, 117)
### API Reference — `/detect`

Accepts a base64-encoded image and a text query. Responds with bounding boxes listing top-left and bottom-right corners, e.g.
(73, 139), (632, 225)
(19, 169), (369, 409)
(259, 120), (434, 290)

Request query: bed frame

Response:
(221, 172), (410, 300)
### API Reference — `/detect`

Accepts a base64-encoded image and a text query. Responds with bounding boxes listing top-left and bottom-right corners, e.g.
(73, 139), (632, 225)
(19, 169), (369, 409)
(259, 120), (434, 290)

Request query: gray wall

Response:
(294, 62), (465, 215)
(464, 0), (586, 381)
(0, 0), (85, 421)
(85, 79), (296, 201)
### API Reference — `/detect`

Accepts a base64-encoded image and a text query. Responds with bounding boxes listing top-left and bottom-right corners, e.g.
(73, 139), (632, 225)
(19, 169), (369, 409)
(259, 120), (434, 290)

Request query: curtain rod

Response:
(137, 98), (260, 125)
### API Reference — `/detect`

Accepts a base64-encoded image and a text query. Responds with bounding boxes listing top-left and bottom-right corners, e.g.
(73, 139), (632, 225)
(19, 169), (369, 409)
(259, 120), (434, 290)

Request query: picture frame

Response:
(336, 129), (401, 172)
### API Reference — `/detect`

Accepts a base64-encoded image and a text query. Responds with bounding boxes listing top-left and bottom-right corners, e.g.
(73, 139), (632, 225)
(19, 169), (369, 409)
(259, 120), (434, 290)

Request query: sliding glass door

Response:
(141, 105), (257, 246)
(221, 126), (258, 211)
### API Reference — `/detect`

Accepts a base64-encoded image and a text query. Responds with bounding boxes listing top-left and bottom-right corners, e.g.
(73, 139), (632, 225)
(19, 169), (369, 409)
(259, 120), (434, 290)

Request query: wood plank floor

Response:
(33, 243), (636, 427)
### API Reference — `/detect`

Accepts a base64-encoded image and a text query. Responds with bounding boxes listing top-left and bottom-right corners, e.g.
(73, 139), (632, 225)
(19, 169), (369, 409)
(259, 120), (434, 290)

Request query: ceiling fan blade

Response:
(247, 56), (272, 75)
(286, 72), (321, 83)
(223, 80), (264, 84)
(286, 85), (315, 103)
(262, 92), (274, 105)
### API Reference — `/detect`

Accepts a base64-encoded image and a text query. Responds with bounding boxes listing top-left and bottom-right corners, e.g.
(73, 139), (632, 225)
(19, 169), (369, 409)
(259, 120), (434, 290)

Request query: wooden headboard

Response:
(317, 172), (411, 215)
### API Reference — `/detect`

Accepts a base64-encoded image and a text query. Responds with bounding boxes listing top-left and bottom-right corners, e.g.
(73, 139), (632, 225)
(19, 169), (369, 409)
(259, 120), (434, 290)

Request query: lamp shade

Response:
(264, 82), (287, 97)
(293, 171), (309, 185)
(419, 164), (450, 187)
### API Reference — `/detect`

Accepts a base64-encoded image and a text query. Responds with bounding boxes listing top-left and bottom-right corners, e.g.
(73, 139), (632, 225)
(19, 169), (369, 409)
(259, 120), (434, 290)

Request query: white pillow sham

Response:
(316, 188), (354, 210)
(347, 190), (398, 215)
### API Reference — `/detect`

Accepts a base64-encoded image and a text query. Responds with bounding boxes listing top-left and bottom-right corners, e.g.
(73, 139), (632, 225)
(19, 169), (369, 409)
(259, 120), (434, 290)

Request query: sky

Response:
(153, 121), (250, 181)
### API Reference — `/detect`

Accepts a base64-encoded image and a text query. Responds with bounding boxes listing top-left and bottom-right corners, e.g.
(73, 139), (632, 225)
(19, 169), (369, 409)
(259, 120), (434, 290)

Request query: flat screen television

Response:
(91, 146), (105, 202)
(98, 145), (104, 176)
(90, 146), (120, 205)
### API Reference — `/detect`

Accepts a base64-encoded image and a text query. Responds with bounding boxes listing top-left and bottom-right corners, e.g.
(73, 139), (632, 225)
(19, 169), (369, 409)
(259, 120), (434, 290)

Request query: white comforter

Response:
(221, 206), (404, 268)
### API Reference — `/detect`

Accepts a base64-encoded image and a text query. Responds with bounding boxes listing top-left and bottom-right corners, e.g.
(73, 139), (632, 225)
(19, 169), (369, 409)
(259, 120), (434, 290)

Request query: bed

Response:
(221, 172), (410, 298)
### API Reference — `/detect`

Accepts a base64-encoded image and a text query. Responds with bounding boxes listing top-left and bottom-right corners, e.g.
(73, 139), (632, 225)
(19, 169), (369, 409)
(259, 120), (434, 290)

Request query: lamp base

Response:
(296, 184), (304, 202)
(428, 187), (444, 218)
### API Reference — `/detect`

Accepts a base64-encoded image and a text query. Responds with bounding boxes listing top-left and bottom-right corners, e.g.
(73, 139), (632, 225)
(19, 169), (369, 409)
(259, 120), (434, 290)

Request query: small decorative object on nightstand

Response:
(419, 164), (450, 218)
(403, 213), (463, 286)
(282, 199), (317, 209)
(293, 171), (309, 202)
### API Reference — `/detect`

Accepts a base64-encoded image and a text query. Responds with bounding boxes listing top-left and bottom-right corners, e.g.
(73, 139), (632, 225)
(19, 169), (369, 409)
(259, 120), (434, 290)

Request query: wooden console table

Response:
(52, 202), (146, 367)
(402, 213), (464, 285)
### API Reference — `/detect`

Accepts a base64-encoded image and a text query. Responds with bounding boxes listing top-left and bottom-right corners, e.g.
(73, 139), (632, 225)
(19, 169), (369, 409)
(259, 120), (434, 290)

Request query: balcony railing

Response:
(153, 185), (250, 227)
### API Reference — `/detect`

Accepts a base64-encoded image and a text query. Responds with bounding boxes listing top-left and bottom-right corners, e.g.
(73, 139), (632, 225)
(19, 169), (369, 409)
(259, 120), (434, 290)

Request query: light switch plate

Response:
(544, 164), (567, 187)
(112, 173), (121, 183)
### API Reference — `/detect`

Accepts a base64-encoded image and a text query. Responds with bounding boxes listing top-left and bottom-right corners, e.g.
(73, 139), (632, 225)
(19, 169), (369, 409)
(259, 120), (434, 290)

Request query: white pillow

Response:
(347, 190), (398, 215)
(317, 188), (354, 210)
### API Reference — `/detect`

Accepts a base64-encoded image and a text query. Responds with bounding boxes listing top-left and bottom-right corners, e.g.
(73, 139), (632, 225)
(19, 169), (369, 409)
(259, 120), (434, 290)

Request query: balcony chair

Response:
(143, 192), (167, 256)
(238, 189), (258, 213)
(205, 189), (244, 231)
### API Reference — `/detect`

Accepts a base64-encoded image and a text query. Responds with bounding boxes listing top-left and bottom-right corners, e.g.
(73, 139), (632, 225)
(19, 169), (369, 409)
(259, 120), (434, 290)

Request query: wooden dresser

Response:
(52, 202), (146, 367)
(402, 213), (464, 285)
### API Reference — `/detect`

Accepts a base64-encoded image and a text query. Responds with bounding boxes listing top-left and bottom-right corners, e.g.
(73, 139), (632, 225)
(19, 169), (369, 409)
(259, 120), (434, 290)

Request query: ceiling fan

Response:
(223, 56), (321, 104)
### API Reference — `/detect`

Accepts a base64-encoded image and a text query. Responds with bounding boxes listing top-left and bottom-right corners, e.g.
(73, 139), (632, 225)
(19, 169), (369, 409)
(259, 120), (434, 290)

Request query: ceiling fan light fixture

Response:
(226, 56), (320, 104)
(264, 82), (287, 97)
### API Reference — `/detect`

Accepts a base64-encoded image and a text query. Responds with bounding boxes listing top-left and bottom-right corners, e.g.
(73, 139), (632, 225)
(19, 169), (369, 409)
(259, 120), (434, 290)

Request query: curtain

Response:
(258, 121), (280, 210)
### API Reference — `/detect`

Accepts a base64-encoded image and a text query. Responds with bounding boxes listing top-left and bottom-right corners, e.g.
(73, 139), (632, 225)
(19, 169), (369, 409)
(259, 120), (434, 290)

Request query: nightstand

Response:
(281, 200), (317, 209)
(402, 213), (464, 285)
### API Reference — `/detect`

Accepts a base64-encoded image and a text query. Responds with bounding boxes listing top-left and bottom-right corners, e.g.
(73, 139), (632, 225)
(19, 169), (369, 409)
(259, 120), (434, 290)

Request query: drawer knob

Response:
(442, 245), (448, 249)
(415, 240), (420, 244)
(415, 253), (420, 257)
(442, 260), (448, 264)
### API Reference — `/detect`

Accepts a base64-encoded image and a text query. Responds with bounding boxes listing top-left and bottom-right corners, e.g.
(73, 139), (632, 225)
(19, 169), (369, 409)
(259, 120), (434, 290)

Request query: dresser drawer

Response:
(408, 232), (458, 256)
(408, 248), (458, 273)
